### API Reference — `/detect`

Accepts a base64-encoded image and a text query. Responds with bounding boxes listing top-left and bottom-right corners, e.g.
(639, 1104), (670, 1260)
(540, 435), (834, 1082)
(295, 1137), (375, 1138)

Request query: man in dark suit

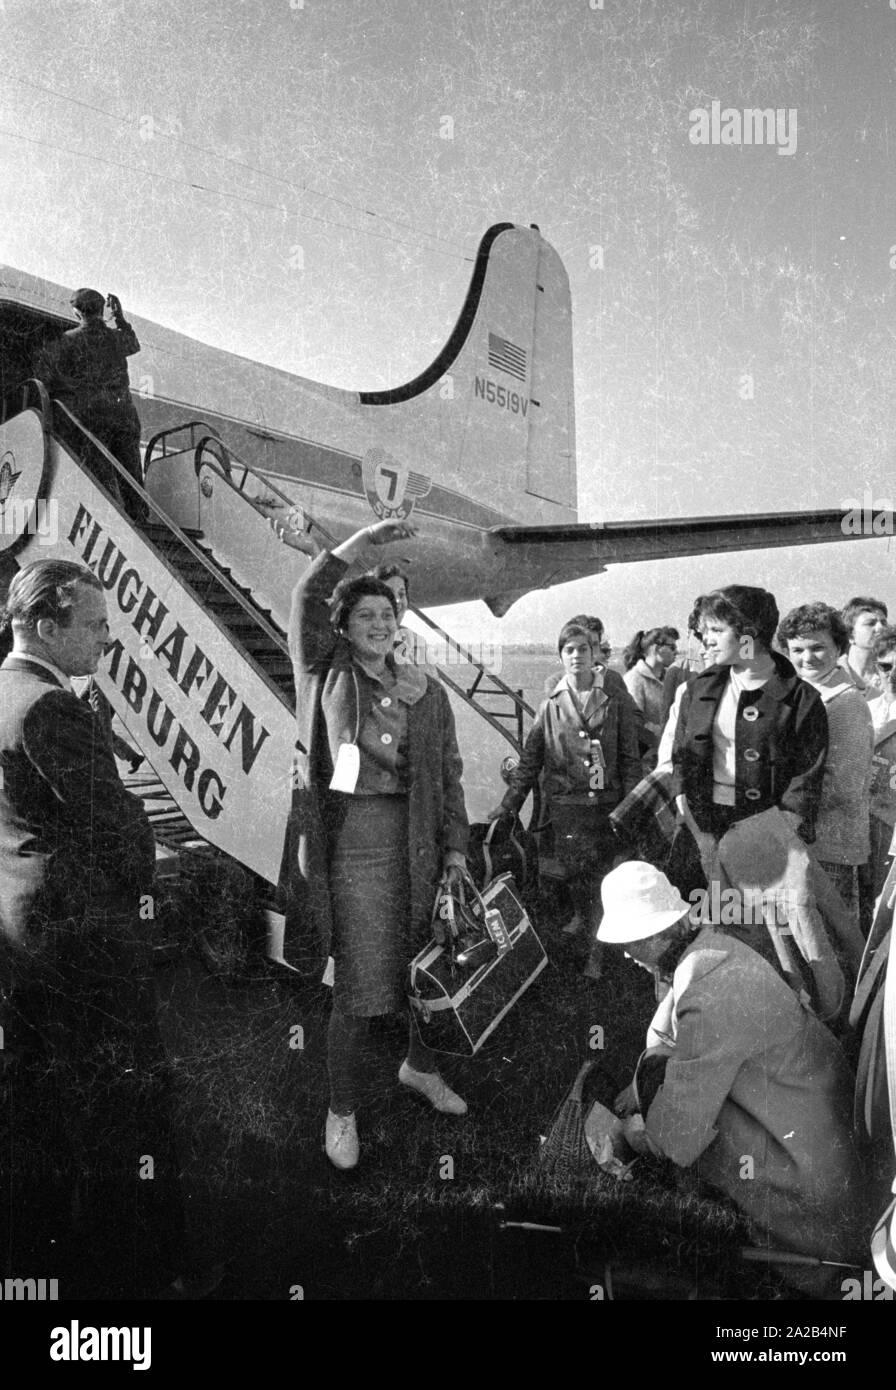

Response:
(37, 288), (146, 521)
(0, 559), (204, 1296)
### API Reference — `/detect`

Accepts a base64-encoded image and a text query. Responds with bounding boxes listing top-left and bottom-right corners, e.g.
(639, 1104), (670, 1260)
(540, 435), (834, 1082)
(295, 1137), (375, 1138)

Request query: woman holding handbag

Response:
(487, 618), (641, 966)
(279, 517), (470, 1171)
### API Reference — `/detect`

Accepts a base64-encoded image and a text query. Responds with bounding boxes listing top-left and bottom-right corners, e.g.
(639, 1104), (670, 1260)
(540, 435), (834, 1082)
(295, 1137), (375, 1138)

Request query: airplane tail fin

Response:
(358, 223), (576, 523)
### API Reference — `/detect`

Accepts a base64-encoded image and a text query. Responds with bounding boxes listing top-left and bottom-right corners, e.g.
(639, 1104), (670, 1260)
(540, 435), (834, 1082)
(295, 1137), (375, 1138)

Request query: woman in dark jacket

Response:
(671, 586), (828, 870)
(489, 618), (641, 963)
(281, 518), (470, 1171)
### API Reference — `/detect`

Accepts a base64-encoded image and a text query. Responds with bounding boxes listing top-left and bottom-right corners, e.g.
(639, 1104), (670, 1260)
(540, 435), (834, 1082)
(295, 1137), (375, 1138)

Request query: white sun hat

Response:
(597, 861), (691, 943)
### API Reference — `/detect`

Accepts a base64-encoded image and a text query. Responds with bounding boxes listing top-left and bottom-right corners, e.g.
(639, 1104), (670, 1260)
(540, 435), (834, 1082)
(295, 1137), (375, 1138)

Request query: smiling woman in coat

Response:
(277, 517), (469, 1172)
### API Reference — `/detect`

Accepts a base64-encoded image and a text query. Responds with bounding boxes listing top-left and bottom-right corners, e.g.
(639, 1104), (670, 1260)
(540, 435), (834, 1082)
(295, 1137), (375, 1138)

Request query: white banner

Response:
(13, 431), (295, 885)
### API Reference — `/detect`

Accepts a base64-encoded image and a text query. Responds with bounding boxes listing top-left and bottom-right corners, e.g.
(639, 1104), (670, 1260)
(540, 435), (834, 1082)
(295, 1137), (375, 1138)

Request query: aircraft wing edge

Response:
(490, 508), (894, 567)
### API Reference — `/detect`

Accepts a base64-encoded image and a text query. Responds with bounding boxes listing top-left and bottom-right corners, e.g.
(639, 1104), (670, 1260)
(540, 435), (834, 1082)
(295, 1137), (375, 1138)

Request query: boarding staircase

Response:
(0, 385), (538, 967)
(144, 420), (535, 754)
(139, 517), (294, 703)
(0, 383), (297, 945)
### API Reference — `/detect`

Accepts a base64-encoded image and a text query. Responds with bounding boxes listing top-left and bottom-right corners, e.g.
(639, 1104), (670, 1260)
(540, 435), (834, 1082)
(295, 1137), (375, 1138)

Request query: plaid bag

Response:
(609, 769), (678, 867)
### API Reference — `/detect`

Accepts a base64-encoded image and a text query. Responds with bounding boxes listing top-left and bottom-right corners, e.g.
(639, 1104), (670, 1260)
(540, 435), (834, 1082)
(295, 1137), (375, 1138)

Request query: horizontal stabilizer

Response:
(492, 507), (894, 569)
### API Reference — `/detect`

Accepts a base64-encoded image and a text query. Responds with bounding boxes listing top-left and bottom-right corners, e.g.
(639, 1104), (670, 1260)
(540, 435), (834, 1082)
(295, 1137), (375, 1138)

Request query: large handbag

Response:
(408, 870), (548, 1056)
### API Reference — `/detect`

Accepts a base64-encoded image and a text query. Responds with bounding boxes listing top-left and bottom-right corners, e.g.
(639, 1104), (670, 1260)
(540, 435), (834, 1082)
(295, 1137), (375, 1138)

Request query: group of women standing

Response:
(274, 509), (894, 1182)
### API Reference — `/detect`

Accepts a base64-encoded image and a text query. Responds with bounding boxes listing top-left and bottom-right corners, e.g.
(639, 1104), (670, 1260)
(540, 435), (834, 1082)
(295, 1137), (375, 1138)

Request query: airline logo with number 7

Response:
(362, 446), (432, 520)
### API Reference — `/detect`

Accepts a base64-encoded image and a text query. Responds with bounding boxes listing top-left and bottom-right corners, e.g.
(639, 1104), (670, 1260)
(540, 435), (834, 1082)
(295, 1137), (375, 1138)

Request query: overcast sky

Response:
(3, 0), (895, 644)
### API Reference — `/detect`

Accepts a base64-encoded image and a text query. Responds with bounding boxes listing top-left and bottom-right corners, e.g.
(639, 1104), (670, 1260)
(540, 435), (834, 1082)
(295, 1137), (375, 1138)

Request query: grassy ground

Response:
(2, 857), (819, 1302)
(148, 874), (775, 1302)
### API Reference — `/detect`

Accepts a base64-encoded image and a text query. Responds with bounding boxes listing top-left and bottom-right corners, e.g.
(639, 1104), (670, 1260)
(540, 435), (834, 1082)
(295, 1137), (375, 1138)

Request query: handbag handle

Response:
(432, 870), (487, 947)
(483, 815), (528, 886)
(457, 867), (513, 953)
(455, 866), (489, 917)
(432, 881), (459, 947)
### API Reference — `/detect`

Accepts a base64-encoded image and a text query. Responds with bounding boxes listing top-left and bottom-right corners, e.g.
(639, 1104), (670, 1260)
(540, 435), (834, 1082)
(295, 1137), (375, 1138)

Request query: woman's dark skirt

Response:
(551, 800), (619, 880)
(329, 794), (411, 1017)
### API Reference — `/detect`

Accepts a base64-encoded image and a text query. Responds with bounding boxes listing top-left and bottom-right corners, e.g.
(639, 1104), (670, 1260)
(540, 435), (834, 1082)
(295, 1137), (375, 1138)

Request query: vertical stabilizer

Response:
(358, 223), (576, 524)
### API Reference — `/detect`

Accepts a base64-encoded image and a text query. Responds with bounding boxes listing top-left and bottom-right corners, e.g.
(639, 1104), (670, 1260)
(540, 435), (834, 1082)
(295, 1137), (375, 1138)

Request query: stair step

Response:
(141, 516), (293, 706)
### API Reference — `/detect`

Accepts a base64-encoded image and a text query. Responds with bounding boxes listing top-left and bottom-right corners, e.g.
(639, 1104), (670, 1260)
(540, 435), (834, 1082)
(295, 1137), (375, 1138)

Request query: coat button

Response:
(742, 707), (760, 722)
(381, 696), (392, 708)
(380, 733), (393, 745)
(743, 748), (760, 762)
(579, 731), (587, 738)
(588, 792), (596, 799)
(745, 788), (761, 800)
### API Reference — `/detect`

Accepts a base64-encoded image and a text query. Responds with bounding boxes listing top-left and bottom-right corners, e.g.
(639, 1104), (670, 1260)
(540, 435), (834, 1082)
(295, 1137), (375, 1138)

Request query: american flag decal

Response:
(488, 332), (527, 381)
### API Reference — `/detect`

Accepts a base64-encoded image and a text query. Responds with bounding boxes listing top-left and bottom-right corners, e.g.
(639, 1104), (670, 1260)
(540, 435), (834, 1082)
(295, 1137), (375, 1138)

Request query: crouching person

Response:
(597, 862), (868, 1292)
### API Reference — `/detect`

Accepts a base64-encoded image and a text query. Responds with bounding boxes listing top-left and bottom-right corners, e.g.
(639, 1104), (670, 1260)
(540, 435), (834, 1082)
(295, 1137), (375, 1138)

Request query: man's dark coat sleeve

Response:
(22, 689), (156, 896)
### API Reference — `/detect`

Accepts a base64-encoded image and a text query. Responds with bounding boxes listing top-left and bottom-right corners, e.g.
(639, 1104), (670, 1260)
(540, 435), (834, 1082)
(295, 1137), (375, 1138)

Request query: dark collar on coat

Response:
(0, 655), (68, 689)
(690, 649), (802, 706)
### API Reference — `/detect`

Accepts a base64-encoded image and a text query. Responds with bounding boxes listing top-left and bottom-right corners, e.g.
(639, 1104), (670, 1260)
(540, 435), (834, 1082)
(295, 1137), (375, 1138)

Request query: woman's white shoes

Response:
(398, 1060), (468, 1115)
(325, 1110), (359, 1169)
(326, 1069), (466, 1170)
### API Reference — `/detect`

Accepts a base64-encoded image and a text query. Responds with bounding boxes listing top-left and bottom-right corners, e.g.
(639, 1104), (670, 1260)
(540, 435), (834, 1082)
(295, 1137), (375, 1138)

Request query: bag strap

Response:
(869, 874), (896, 1293)
(858, 857), (896, 983)
(446, 865), (486, 914)
(855, 985), (886, 1138)
(506, 821), (529, 883)
(881, 913), (896, 1157)
(483, 815), (529, 885)
(850, 926), (891, 1031)
(871, 1184), (896, 1294)
(432, 871), (490, 955)
(432, 881), (460, 947)
(482, 818), (499, 882)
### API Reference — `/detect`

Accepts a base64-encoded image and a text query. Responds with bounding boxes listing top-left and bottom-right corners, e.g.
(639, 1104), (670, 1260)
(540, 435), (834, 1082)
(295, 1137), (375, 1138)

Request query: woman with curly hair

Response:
(671, 585), (828, 867)
(281, 518), (470, 1171)
(667, 588), (844, 1013)
(776, 602), (873, 926)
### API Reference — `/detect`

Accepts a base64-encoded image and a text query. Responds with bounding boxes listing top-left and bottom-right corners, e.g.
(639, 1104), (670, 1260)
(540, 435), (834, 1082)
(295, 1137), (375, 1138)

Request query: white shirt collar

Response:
(15, 652), (73, 691)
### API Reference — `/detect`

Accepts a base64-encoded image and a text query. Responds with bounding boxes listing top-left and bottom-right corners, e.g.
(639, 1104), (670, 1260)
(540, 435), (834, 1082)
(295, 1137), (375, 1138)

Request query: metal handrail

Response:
(137, 409), (535, 755)
(406, 602), (533, 750)
(144, 420), (220, 475)
(1, 377), (53, 426)
(193, 434), (337, 552)
(407, 603), (534, 716)
(55, 407), (291, 657)
(426, 663), (525, 753)
(5, 382), (292, 668)
(185, 435), (537, 769)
